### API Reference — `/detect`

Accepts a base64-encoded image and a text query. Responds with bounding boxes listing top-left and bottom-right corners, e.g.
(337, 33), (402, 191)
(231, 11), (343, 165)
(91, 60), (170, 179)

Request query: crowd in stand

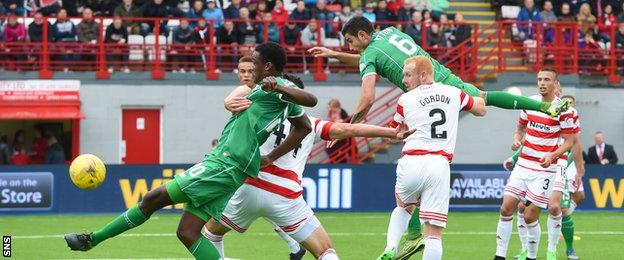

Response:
(0, 0), (476, 72)
(499, 0), (624, 72)
(0, 127), (66, 165)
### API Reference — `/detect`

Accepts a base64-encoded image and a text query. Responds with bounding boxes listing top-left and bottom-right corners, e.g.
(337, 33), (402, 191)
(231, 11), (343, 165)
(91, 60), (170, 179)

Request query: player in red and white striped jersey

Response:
(378, 56), (487, 260)
(495, 68), (578, 260)
(203, 71), (414, 260)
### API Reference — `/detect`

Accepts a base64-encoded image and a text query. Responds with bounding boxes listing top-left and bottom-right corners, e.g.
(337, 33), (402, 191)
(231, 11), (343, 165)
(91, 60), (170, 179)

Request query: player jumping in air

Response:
(308, 17), (570, 257)
(378, 56), (486, 260)
(494, 68), (579, 260)
(64, 43), (318, 260)
(204, 73), (415, 260)
(504, 93), (585, 260)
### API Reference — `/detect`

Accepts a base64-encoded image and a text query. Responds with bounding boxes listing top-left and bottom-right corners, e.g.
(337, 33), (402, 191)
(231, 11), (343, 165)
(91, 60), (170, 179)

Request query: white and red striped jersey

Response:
(556, 107), (581, 166)
(390, 83), (474, 162)
(516, 96), (578, 172)
(245, 116), (333, 199)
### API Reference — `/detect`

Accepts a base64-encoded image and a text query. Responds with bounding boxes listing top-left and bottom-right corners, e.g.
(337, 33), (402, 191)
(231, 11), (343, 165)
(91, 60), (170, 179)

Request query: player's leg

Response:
(562, 167), (584, 260)
(297, 222), (339, 260)
(402, 203), (424, 253)
(177, 208), (221, 259)
(547, 191), (563, 260)
(523, 172), (554, 260)
(383, 201), (412, 257)
(523, 204), (542, 260)
(516, 201), (529, 260)
(204, 218), (232, 258)
(422, 224), (444, 260)
(442, 75), (568, 116)
(495, 167), (526, 259)
(64, 181), (183, 251)
(272, 223), (306, 259)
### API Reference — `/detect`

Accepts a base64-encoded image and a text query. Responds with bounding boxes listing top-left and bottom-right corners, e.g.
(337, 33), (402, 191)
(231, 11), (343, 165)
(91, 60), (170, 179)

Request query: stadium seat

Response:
(23, 17), (34, 26)
(103, 18), (114, 27)
(167, 19), (180, 28)
(145, 35), (167, 61)
(128, 34), (145, 61)
(501, 5), (521, 19)
(70, 18), (82, 25)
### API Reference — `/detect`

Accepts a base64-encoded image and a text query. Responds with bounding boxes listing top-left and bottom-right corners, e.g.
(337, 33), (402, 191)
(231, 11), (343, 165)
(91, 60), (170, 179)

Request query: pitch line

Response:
(12, 231), (624, 239)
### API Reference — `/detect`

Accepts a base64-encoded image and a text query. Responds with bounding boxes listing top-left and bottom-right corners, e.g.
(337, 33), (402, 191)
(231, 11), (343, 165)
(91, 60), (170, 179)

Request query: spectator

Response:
(30, 126), (47, 164)
(412, 0), (430, 11)
(10, 130), (29, 165)
(540, 0), (557, 23)
(422, 9), (433, 26)
(202, 0), (224, 29)
(26, 0), (61, 16)
(396, 1), (414, 30)
(281, 20), (301, 46)
(171, 19), (196, 73)
(290, 0), (311, 31)
(271, 0), (289, 28)
(63, 0), (80, 16)
(338, 5), (355, 24)
(516, 0), (542, 41)
(375, 0), (394, 30)
(0, 135), (10, 165)
(587, 131), (618, 165)
(438, 13), (451, 37)
(429, 0), (449, 20)
(599, 4), (617, 33)
(218, 20), (242, 68)
(449, 13), (471, 46)
(362, 3), (376, 23)
(186, 0), (205, 27)
(404, 11), (423, 45)
(3, 0), (25, 15)
(253, 0), (268, 20)
(140, 0), (171, 36)
(83, 0), (116, 16)
(76, 8), (100, 63)
(619, 2), (624, 23)
(27, 12), (52, 42)
(325, 99), (352, 163)
(44, 135), (65, 164)
(577, 3), (596, 36)
(237, 7), (258, 44)
(616, 22), (624, 48)
(2, 13), (27, 68)
(558, 2), (576, 23)
(223, 0), (241, 19)
(113, 0), (141, 34)
(52, 9), (78, 71)
(311, 0), (335, 37)
(568, 0), (589, 15)
(256, 12), (279, 42)
(386, 0), (400, 14)
(300, 18), (325, 46)
(427, 23), (446, 48)
(192, 18), (210, 69)
(104, 16), (130, 73)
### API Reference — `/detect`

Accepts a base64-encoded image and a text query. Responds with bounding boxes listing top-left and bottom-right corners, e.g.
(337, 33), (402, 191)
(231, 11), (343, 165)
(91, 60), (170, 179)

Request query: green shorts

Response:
(441, 74), (481, 97)
(172, 155), (246, 221)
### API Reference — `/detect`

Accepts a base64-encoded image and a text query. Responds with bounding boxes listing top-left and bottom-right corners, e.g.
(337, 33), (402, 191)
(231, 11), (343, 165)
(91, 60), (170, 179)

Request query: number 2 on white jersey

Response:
(388, 34), (418, 55)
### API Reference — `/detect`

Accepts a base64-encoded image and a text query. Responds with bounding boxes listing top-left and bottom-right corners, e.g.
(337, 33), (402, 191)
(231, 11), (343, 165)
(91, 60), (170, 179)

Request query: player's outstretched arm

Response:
(327, 122), (414, 140)
(349, 75), (377, 124)
(262, 114), (312, 166)
(307, 46), (360, 67)
(224, 85), (253, 113)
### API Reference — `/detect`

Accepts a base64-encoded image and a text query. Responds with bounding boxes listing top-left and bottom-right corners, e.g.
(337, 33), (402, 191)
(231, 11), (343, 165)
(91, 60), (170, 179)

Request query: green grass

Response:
(1, 212), (623, 259)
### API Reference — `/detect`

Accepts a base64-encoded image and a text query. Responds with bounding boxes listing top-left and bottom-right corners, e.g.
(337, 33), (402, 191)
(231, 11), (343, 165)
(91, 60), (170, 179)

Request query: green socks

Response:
(188, 236), (221, 259)
(405, 207), (422, 240)
(562, 215), (575, 251)
(92, 205), (149, 246)
(486, 91), (549, 112)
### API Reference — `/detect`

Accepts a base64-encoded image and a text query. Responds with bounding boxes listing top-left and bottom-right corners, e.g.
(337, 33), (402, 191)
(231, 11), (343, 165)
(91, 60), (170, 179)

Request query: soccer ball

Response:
(69, 154), (106, 190)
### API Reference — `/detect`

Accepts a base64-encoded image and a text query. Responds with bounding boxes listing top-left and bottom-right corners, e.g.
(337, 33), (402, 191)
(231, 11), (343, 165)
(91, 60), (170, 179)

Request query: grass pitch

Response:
(1, 212), (622, 259)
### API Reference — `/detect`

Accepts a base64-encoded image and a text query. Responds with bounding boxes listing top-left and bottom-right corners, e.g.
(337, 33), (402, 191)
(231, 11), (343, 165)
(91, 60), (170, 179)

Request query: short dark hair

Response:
(561, 95), (575, 102)
(539, 67), (558, 79)
(255, 42), (287, 72)
(239, 56), (253, 63)
(341, 16), (374, 37)
(283, 73), (304, 89)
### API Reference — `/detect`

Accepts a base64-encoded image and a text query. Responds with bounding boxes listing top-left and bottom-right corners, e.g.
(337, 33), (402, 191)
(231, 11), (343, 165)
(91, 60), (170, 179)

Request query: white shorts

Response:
(504, 165), (556, 209)
(395, 155), (450, 228)
(220, 184), (317, 241)
(554, 163), (584, 193)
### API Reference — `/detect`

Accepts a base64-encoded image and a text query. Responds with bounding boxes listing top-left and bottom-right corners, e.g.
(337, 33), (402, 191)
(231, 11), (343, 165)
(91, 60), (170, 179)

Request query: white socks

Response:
(273, 225), (301, 254)
(202, 228), (224, 258)
(547, 213), (562, 252)
(526, 220), (541, 259)
(495, 215), (513, 257)
(385, 207), (411, 252)
(517, 212), (528, 251)
(319, 248), (339, 260)
(422, 236), (443, 260)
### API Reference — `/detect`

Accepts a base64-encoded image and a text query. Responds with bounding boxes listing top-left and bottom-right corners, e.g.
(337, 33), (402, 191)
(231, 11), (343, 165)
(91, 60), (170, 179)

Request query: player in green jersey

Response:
(504, 94), (585, 260)
(64, 43), (318, 260)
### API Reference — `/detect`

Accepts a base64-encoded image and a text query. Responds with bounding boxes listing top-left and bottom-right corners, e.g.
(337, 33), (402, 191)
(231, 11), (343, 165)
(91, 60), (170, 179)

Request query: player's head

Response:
(537, 67), (558, 98)
(252, 42), (287, 83)
(561, 95), (576, 108)
(341, 16), (374, 52)
(283, 73), (305, 89)
(402, 56), (434, 90)
(237, 56), (254, 88)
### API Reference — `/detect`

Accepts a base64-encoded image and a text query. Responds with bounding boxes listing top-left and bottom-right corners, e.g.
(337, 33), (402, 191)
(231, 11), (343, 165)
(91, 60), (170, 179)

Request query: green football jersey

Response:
(359, 26), (454, 92)
(212, 77), (304, 177)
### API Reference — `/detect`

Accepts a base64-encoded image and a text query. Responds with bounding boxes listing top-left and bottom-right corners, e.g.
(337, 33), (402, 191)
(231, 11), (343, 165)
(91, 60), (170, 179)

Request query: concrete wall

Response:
(80, 83), (622, 164)
(80, 84), (392, 163)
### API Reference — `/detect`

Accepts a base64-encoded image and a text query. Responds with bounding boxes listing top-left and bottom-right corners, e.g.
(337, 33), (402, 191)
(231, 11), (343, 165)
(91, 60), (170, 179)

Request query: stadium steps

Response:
(449, 0), (496, 23)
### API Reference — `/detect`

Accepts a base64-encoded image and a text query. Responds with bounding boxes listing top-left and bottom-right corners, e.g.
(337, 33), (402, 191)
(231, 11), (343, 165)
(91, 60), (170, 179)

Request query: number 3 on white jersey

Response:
(389, 34), (418, 56)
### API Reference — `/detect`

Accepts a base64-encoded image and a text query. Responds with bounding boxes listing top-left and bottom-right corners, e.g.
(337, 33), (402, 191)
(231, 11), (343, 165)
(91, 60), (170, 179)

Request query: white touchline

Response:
(12, 231), (624, 239)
